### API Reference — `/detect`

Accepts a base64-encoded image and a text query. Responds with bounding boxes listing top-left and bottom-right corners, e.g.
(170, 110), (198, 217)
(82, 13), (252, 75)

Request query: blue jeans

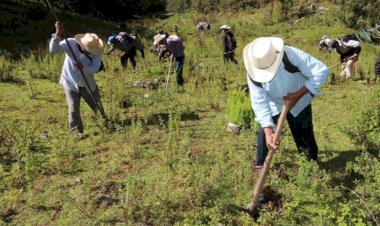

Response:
(255, 104), (318, 166)
(174, 55), (185, 86)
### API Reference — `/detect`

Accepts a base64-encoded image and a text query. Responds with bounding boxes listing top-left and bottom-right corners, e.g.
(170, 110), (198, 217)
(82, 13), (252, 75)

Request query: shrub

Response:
(0, 56), (16, 83)
(338, 0), (380, 28)
(225, 88), (254, 127)
(344, 91), (380, 153)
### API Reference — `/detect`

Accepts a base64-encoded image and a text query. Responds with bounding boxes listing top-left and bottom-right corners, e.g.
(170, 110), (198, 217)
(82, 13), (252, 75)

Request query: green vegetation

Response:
(1, 1), (380, 225)
(226, 89), (254, 127)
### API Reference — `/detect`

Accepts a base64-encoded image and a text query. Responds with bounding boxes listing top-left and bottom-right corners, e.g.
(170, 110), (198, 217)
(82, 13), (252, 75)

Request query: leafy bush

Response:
(338, 0), (380, 28)
(0, 56), (16, 83)
(166, 0), (191, 13)
(23, 52), (62, 82)
(344, 92), (380, 153)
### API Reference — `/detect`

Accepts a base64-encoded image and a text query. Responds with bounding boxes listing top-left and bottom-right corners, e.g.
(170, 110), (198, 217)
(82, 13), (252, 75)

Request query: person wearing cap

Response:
(106, 32), (139, 69)
(220, 24), (238, 64)
(243, 37), (329, 169)
(328, 37), (361, 79)
(49, 21), (106, 137)
(154, 33), (185, 87)
(319, 35), (331, 53)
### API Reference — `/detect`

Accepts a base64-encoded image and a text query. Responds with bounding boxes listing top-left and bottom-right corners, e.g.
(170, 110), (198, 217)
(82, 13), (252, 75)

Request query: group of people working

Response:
(51, 19), (379, 171)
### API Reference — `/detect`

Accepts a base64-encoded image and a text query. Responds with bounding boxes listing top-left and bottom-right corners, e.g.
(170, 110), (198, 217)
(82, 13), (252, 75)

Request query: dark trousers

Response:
(121, 48), (136, 69)
(224, 52), (238, 64)
(255, 104), (318, 166)
(64, 86), (106, 133)
(175, 55), (185, 86)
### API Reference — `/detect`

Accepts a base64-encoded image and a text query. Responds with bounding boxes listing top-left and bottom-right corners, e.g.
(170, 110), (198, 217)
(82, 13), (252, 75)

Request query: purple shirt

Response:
(165, 35), (184, 58)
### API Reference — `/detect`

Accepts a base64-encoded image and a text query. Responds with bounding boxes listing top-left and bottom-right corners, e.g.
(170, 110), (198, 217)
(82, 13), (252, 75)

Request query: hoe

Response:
(246, 100), (291, 217)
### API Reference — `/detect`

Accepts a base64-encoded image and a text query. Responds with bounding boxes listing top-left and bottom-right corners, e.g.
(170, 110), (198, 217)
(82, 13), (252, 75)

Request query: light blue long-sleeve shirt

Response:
(49, 35), (101, 92)
(247, 46), (329, 129)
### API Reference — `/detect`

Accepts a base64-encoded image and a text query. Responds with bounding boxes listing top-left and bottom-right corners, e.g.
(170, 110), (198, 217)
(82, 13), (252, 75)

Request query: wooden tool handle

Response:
(247, 100), (291, 213)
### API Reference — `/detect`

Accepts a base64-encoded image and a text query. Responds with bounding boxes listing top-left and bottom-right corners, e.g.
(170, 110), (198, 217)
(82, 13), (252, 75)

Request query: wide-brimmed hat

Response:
(74, 33), (104, 55)
(153, 34), (166, 46)
(220, 24), (231, 30)
(243, 37), (284, 83)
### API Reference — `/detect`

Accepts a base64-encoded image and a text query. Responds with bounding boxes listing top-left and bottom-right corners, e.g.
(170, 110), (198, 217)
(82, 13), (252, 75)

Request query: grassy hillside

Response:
(1, 1), (380, 225)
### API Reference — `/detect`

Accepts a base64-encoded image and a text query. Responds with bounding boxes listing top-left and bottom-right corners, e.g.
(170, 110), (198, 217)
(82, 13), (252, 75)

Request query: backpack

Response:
(227, 32), (237, 50)
(338, 34), (361, 55)
(250, 51), (300, 88)
(340, 34), (360, 43)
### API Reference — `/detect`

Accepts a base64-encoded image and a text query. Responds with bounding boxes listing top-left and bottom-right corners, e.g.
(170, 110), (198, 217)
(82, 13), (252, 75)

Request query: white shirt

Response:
(49, 35), (101, 92)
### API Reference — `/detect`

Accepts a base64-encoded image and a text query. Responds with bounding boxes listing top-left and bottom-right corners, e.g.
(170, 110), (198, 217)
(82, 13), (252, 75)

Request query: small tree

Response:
(165, 0), (191, 13)
(279, 0), (294, 21)
(191, 0), (220, 14)
(339, 0), (380, 28)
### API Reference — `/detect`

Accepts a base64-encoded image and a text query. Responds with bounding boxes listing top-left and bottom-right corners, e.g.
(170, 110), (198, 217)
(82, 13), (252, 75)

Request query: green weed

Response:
(0, 1), (380, 225)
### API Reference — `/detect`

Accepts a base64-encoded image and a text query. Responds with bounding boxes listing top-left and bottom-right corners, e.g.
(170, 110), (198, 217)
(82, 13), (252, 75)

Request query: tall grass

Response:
(0, 1), (380, 225)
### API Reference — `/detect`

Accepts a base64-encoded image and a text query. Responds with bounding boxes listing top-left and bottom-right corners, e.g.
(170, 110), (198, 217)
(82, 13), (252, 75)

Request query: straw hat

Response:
(220, 24), (231, 30)
(243, 37), (284, 83)
(74, 33), (104, 55)
(153, 34), (166, 46)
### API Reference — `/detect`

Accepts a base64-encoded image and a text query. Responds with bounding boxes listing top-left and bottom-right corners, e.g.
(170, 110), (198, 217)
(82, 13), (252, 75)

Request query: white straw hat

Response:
(220, 24), (231, 30)
(153, 34), (166, 46)
(243, 37), (284, 83)
(74, 33), (104, 55)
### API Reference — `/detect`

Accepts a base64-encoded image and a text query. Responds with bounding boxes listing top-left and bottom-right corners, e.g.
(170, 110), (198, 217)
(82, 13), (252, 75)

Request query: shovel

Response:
(246, 100), (291, 216)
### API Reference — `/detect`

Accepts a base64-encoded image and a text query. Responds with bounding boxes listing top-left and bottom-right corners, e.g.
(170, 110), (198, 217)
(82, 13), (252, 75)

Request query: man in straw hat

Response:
(150, 31), (170, 61)
(243, 37), (329, 170)
(154, 32), (185, 87)
(49, 21), (106, 138)
(220, 24), (238, 64)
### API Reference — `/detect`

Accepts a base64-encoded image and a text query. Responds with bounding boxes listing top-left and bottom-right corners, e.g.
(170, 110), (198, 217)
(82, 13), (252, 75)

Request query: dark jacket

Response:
(221, 31), (236, 53)
(336, 45), (361, 60)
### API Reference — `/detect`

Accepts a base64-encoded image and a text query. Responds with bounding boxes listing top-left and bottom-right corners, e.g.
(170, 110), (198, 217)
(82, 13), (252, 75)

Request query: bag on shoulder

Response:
(84, 53), (105, 73)
(340, 34), (361, 48)
(340, 34), (360, 43)
(78, 44), (105, 73)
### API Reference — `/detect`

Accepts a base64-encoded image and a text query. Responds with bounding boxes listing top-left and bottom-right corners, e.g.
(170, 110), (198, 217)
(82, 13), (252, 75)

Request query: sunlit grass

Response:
(1, 1), (380, 224)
